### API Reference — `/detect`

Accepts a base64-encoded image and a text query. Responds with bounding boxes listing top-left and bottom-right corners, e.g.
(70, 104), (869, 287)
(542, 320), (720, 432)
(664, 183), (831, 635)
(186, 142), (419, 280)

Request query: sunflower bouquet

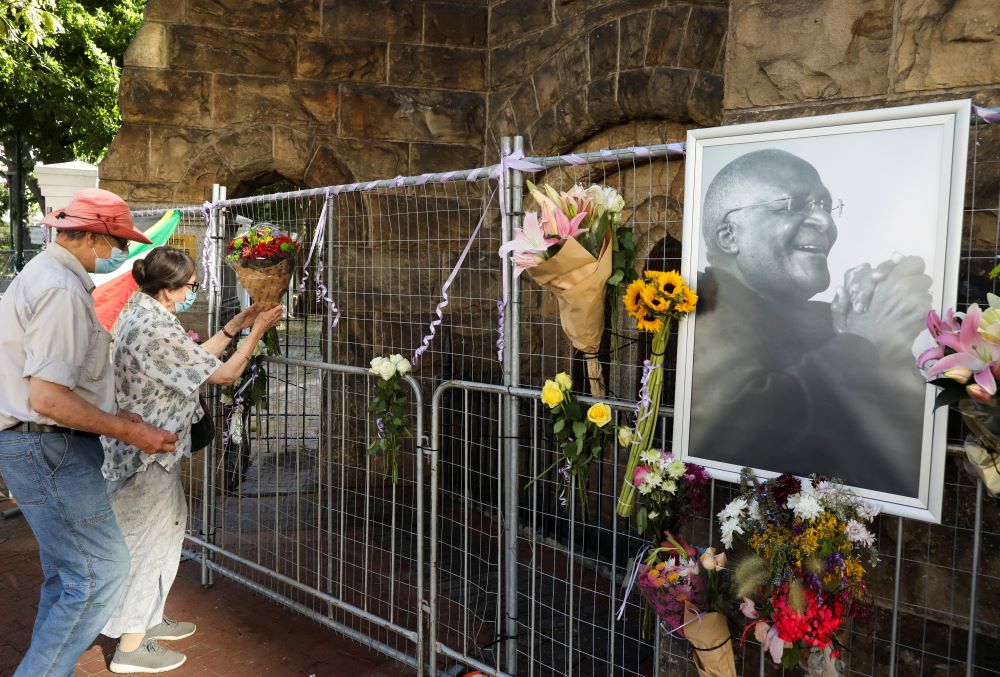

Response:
(616, 271), (697, 517)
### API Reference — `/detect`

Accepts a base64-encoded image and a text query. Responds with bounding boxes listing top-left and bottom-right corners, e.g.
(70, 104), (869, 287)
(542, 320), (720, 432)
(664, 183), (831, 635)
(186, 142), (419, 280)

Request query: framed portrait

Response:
(673, 100), (971, 523)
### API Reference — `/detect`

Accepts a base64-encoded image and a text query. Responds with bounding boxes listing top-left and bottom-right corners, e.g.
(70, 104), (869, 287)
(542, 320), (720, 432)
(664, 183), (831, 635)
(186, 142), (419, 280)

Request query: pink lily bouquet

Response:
(914, 296), (1000, 494)
(498, 182), (637, 396)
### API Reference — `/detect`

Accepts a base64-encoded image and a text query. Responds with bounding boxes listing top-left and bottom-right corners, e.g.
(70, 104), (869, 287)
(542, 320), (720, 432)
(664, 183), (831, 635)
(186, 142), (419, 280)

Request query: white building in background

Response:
(33, 160), (99, 244)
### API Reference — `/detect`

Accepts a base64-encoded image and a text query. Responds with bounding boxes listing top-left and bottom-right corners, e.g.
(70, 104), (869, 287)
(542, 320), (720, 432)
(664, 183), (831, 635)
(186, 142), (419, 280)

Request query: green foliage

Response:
(1, 0), (145, 171)
(367, 373), (411, 484)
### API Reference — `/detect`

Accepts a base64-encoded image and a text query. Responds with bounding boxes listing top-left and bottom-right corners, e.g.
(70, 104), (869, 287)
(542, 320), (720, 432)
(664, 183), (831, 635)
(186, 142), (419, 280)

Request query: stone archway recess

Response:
(172, 125), (355, 202)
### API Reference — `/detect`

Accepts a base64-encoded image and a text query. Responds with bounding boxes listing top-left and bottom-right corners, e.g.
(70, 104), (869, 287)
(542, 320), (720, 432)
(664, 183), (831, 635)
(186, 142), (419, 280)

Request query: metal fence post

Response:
(966, 478), (983, 676)
(202, 183), (224, 588)
(501, 135), (525, 675)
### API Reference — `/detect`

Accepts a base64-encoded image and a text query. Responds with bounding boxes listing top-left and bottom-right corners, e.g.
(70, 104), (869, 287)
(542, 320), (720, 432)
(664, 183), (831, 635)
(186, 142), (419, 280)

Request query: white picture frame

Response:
(673, 100), (971, 523)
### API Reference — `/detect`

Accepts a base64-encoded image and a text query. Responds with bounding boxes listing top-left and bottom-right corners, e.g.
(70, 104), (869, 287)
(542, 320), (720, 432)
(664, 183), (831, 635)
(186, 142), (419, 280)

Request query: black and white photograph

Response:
(674, 101), (971, 522)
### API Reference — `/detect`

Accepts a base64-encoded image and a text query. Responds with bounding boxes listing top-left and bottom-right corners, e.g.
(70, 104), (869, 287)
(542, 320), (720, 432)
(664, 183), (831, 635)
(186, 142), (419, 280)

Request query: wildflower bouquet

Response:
(615, 270), (697, 517)
(630, 449), (709, 542)
(913, 296), (1000, 495)
(226, 224), (300, 311)
(634, 534), (736, 676)
(533, 372), (615, 516)
(720, 468), (879, 671)
(498, 182), (636, 396)
(368, 354), (412, 484)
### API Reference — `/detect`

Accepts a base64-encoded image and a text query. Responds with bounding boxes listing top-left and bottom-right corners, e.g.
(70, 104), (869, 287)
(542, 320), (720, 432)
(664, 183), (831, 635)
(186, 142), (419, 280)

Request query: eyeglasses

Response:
(185, 282), (201, 293)
(725, 196), (845, 220)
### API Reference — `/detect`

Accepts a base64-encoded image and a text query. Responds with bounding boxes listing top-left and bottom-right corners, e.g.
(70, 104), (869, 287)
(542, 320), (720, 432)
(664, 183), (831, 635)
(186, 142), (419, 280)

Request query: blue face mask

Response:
(175, 289), (197, 313)
(93, 238), (129, 274)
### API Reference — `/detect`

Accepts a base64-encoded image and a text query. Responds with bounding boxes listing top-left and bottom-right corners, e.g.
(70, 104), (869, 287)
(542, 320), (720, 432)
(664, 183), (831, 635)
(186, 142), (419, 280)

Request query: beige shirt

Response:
(0, 242), (115, 429)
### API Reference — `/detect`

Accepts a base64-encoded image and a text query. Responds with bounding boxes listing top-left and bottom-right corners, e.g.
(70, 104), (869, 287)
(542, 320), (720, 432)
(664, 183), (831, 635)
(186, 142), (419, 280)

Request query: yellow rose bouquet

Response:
(531, 371), (615, 518)
(616, 270), (697, 517)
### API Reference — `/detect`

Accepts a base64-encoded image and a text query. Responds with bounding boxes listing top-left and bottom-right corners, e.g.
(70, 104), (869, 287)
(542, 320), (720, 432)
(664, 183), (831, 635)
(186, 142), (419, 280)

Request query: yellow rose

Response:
(587, 403), (612, 427)
(554, 371), (573, 391)
(541, 380), (564, 408)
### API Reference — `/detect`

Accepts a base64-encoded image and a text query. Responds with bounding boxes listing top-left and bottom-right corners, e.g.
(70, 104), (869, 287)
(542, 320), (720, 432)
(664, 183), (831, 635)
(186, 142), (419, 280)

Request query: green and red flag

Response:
(91, 210), (182, 331)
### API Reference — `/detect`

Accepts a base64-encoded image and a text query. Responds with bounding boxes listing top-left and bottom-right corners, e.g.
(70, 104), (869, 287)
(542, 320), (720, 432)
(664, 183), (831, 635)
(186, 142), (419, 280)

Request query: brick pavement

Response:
(0, 499), (414, 677)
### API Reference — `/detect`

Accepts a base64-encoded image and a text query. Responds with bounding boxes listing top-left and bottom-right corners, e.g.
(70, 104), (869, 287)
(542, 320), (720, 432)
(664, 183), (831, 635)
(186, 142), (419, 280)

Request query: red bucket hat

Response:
(39, 188), (152, 244)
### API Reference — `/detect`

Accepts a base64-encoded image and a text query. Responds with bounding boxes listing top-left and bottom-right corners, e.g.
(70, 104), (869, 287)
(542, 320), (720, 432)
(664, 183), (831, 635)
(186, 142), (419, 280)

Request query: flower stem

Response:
(616, 321), (671, 517)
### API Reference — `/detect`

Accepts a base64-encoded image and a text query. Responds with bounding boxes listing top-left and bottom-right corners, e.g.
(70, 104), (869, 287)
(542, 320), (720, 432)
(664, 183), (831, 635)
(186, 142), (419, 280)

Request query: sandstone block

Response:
(490, 25), (564, 89)
(532, 39), (589, 113)
(687, 71), (723, 125)
(619, 67), (693, 121)
(175, 148), (240, 202)
(645, 5), (691, 68)
(490, 0), (552, 45)
(120, 69), (213, 126)
(272, 126), (319, 185)
(298, 39), (387, 83)
(323, 0), (421, 42)
(99, 125), (151, 182)
(143, 0), (185, 22)
(619, 11), (650, 69)
(129, 182), (177, 203)
(587, 74), (624, 129)
(389, 45), (486, 90)
(678, 6), (727, 73)
(148, 127), (214, 183)
(895, 0), (1000, 93)
(340, 84), (485, 144)
(125, 22), (168, 69)
(303, 144), (353, 189)
(508, 82), (539, 131)
(330, 138), (409, 182)
(425, 3), (488, 48)
(187, 0), (320, 33)
(215, 126), (275, 179)
(169, 25), (295, 77)
(213, 75), (339, 128)
(409, 142), (483, 174)
(725, 0), (893, 109)
(589, 21), (618, 80)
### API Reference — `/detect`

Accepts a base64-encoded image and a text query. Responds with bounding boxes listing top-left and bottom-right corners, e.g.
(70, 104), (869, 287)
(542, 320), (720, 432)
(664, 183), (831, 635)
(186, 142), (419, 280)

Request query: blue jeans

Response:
(0, 431), (130, 677)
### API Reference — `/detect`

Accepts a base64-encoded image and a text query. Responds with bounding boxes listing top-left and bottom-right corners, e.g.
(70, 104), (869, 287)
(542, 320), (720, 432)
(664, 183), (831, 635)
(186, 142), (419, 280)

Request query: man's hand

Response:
(126, 422), (178, 455)
(116, 409), (143, 424)
(840, 255), (931, 352)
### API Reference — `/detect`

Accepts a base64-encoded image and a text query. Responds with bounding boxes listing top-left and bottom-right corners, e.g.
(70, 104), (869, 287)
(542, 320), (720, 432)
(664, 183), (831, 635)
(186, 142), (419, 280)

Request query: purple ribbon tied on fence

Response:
(298, 194), (342, 328)
(557, 460), (572, 507)
(974, 105), (1000, 124)
(412, 186), (500, 365)
(633, 359), (661, 430)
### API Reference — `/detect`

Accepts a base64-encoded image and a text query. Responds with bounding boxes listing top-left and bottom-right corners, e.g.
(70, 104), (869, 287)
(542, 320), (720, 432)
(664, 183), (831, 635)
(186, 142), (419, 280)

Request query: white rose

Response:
(369, 356), (388, 375)
(389, 353), (412, 376)
(376, 360), (397, 381)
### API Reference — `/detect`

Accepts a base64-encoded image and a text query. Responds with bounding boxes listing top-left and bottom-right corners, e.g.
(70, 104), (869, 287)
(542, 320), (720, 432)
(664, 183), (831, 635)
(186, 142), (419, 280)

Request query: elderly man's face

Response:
(725, 161), (838, 302)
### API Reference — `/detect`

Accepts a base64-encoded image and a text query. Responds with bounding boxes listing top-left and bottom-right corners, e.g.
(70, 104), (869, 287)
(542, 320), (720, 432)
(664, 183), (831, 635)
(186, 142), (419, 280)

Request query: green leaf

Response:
(637, 507), (648, 536)
(607, 271), (624, 286)
(572, 421), (588, 438)
(552, 418), (565, 434)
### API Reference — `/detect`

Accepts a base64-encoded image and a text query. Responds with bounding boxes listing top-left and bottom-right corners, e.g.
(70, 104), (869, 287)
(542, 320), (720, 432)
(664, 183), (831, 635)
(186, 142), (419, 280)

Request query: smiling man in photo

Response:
(688, 149), (931, 495)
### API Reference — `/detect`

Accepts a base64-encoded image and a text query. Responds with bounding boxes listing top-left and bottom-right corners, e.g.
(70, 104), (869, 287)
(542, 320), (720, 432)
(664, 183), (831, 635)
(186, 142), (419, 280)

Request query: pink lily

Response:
(753, 621), (785, 664)
(967, 383), (997, 406)
(927, 305), (1000, 395)
(633, 465), (651, 487)
(498, 211), (558, 277)
(539, 199), (588, 241)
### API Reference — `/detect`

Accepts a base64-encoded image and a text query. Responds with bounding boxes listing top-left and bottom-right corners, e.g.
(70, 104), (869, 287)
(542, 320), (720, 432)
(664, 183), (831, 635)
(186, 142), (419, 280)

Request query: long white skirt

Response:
(101, 463), (186, 638)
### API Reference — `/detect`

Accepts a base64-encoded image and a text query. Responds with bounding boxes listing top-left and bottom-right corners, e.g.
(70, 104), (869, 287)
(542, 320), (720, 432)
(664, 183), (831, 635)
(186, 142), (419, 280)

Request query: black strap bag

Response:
(190, 396), (215, 452)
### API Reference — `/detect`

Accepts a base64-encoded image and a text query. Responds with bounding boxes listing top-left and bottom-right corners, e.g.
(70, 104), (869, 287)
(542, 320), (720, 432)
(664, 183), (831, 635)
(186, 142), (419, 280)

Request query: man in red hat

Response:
(0, 188), (178, 677)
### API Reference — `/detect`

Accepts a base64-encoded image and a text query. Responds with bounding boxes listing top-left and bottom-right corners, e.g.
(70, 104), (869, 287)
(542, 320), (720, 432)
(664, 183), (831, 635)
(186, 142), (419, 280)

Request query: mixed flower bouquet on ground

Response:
(616, 270), (697, 517)
(634, 534), (736, 676)
(532, 372), (614, 517)
(914, 296), (1000, 494)
(720, 468), (879, 672)
(499, 182), (636, 396)
(368, 354), (412, 483)
(226, 224), (300, 315)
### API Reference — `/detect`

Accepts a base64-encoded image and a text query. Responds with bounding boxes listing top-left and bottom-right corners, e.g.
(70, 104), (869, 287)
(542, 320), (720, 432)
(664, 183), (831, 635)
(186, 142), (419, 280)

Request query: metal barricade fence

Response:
(139, 123), (999, 676)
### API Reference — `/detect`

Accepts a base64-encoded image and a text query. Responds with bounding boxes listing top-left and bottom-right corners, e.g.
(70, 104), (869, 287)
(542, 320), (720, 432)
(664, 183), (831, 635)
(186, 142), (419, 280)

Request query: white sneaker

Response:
(109, 639), (187, 674)
(145, 615), (196, 641)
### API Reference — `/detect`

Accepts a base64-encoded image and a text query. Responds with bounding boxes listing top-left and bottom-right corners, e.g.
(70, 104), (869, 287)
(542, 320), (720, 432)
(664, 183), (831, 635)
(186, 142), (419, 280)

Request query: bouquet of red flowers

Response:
(226, 224), (299, 311)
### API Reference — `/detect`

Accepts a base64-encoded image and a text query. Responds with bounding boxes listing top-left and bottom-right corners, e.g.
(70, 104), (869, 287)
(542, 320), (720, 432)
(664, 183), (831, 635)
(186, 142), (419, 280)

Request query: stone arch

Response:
(173, 125), (354, 201)
(488, 6), (726, 155)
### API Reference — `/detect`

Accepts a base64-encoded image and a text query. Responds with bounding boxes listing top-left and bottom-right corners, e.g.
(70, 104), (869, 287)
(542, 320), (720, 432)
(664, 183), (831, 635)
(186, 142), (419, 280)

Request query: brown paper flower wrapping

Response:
(682, 604), (737, 677)
(525, 233), (612, 396)
(231, 257), (295, 311)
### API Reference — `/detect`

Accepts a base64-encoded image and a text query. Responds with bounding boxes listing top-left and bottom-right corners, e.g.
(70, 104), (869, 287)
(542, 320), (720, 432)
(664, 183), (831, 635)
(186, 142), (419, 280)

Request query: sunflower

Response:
(623, 278), (647, 318)
(674, 287), (698, 315)
(640, 284), (672, 313)
(635, 310), (664, 333)
(651, 270), (686, 297)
